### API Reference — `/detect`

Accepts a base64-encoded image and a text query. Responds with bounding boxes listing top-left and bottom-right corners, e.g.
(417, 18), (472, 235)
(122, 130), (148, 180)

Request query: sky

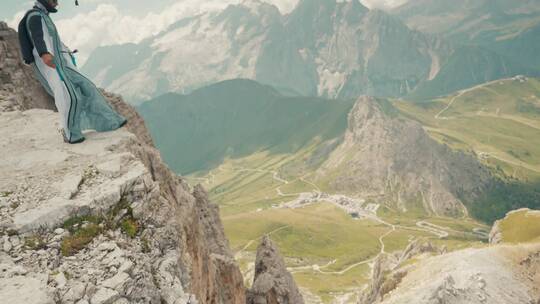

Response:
(1, 0), (408, 64)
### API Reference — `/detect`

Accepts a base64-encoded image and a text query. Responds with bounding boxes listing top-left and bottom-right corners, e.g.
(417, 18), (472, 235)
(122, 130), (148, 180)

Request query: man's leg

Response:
(32, 50), (84, 143)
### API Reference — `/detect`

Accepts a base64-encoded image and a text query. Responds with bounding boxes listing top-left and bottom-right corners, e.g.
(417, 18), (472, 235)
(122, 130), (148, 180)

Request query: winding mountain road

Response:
(194, 165), (484, 276)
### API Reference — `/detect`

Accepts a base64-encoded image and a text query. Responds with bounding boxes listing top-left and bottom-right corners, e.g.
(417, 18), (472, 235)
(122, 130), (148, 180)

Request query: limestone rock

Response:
(359, 240), (443, 304)
(247, 236), (304, 304)
(373, 244), (540, 304)
(359, 255), (387, 304)
(489, 220), (503, 245)
(0, 22), (54, 112)
(398, 239), (438, 264)
(318, 96), (493, 217)
(100, 90), (154, 147)
(91, 287), (120, 304)
(0, 106), (247, 303)
(0, 273), (54, 304)
(0, 110), (148, 232)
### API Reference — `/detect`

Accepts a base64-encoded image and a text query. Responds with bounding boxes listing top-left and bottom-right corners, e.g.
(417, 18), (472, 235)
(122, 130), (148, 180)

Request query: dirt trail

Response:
(435, 78), (511, 120)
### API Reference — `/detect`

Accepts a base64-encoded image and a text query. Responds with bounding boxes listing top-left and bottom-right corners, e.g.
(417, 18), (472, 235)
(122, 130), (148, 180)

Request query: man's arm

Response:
(28, 15), (55, 68)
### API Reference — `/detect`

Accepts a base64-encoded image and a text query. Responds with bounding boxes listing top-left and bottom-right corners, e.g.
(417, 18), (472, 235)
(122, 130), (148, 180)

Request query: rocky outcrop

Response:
(318, 96), (493, 217)
(359, 240), (440, 304)
(0, 109), (193, 303)
(101, 90), (154, 147)
(0, 21), (247, 303)
(358, 255), (387, 304)
(489, 220), (503, 245)
(246, 236), (304, 304)
(372, 243), (540, 304)
(0, 107), (247, 303)
(0, 22), (54, 112)
(489, 208), (540, 245)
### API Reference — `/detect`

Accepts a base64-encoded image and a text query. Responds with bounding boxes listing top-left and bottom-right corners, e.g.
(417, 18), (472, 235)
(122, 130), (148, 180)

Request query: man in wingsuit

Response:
(18, 0), (127, 144)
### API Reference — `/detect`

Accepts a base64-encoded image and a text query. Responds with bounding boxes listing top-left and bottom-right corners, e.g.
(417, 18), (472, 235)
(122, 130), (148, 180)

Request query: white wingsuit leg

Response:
(32, 48), (73, 137)
(31, 16), (73, 140)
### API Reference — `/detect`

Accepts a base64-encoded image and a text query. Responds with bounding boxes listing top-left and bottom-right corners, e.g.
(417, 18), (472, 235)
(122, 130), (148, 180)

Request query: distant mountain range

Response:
(393, 0), (540, 43)
(392, 0), (540, 72)
(137, 79), (353, 174)
(82, 0), (539, 104)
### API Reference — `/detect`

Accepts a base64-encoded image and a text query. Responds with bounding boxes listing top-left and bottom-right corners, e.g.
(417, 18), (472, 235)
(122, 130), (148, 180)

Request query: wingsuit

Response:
(18, 0), (126, 144)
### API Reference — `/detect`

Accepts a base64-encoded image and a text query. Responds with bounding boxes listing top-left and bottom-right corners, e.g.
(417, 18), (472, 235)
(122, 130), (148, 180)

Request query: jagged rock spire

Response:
(247, 236), (304, 304)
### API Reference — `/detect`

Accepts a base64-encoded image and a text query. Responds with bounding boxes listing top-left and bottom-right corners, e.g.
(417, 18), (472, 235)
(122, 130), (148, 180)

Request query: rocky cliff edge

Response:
(0, 20), (304, 304)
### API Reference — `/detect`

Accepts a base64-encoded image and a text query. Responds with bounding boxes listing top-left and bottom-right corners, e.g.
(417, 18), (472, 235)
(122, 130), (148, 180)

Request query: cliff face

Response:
(0, 21), (246, 304)
(317, 96), (493, 217)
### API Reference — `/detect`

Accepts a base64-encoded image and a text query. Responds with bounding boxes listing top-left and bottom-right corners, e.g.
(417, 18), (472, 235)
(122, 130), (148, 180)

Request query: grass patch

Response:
(24, 235), (47, 250)
(395, 78), (540, 181)
(141, 237), (151, 253)
(121, 218), (139, 238)
(499, 209), (540, 243)
(0, 191), (13, 197)
(60, 199), (141, 256)
(61, 223), (102, 256)
(63, 215), (102, 234)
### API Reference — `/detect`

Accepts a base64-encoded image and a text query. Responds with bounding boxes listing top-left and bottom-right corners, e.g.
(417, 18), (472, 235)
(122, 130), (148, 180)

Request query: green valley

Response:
(139, 77), (540, 303)
(396, 76), (540, 181)
(188, 149), (488, 302)
(396, 76), (540, 223)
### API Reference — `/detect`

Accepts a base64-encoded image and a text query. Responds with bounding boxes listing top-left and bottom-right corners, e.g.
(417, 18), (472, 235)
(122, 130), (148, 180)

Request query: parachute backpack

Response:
(18, 0), (80, 63)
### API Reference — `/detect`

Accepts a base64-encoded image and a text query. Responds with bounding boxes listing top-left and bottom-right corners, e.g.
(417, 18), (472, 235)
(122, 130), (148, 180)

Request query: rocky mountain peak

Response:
(318, 96), (494, 216)
(287, 0), (368, 43)
(293, 0), (368, 14)
(365, 8), (409, 33)
(247, 236), (305, 304)
(239, 0), (281, 14)
(219, 0), (282, 25)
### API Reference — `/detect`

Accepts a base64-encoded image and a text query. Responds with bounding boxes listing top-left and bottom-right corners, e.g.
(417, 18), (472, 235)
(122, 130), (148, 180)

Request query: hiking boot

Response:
(60, 129), (85, 144)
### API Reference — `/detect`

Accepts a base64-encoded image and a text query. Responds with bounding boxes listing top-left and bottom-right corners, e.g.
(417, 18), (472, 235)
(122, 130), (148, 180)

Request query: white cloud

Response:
(55, 0), (242, 64)
(361, 0), (407, 9)
(7, 11), (26, 29)
(54, 0), (304, 64)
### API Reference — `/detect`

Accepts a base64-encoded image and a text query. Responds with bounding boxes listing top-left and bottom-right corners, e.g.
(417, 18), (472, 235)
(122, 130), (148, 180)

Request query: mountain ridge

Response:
(316, 96), (494, 217)
(138, 78), (354, 174)
(82, 0), (536, 104)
